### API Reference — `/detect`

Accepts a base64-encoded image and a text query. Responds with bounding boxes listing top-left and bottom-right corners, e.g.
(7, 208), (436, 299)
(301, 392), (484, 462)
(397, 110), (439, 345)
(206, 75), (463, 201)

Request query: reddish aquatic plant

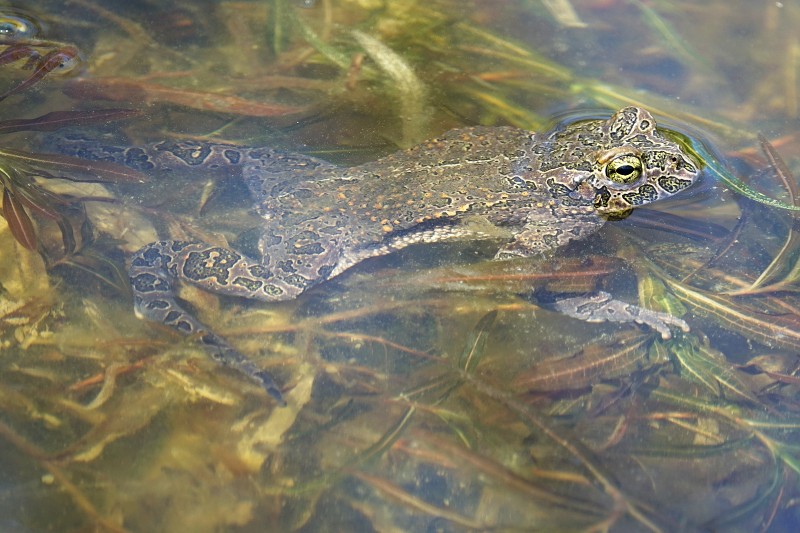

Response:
(0, 109), (146, 256)
(0, 41), (81, 101)
(0, 9), (82, 101)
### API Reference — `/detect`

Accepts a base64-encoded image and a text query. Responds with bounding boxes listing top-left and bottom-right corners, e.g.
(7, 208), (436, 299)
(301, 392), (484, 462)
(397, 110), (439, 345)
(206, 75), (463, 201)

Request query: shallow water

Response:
(1, 1), (800, 531)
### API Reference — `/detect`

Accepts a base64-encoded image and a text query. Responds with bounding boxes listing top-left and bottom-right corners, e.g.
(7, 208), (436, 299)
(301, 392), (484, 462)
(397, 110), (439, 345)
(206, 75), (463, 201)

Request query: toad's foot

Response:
(546, 291), (689, 340)
(200, 333), (287, 406)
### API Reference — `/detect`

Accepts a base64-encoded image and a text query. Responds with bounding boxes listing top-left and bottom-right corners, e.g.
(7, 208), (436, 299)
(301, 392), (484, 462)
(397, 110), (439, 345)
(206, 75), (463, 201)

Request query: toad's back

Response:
(249, 126), (545, 269)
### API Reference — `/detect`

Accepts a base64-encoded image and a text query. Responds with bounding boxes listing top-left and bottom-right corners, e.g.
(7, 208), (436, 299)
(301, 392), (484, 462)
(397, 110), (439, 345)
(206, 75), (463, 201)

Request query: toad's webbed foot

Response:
(199, 333), (286, 405)
(536, 290), (689, 340)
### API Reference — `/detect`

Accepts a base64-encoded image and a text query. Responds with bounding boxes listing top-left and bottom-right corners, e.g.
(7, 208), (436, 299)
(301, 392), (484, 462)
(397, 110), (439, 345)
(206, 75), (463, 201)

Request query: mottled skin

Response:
(53, 107), (698, 404)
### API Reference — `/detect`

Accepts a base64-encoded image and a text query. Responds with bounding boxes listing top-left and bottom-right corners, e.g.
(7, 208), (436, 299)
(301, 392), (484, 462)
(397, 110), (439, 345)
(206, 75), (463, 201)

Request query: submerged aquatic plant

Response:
(0, 109), (146, 260)
(0, 9), (82, 101)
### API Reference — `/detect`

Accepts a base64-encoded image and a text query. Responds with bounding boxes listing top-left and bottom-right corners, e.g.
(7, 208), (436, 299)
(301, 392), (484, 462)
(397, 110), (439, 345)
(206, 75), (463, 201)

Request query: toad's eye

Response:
(605, 154), (643, 183)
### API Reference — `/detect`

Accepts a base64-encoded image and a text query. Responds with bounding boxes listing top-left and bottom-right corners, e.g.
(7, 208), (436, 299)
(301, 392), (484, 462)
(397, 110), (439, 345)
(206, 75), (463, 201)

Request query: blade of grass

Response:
(2, 186), (38, 250)
(0, 109), (139, 135)
(459, 310), (497, 374)
(737, 134), (800, 292)
(0, 149), (149, 184)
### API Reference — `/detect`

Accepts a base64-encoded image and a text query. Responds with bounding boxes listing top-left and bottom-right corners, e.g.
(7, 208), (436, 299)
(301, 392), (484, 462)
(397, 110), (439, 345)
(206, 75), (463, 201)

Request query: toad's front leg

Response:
(496, 215), (688, 339)
(535, 290), (689, 340)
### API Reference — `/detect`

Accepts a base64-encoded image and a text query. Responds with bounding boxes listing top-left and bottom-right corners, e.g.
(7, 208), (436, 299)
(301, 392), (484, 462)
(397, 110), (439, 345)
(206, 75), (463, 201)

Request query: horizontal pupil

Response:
(617, 165), (635, 175)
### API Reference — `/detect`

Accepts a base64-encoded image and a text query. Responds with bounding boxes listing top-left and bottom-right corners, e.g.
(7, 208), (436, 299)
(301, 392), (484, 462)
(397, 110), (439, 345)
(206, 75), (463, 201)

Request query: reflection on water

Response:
(1, 1), (800, 531)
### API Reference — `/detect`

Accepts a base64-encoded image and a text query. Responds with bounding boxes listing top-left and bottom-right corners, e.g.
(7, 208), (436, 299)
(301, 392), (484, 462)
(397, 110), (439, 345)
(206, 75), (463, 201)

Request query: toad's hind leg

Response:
(129, 240), (308, 405)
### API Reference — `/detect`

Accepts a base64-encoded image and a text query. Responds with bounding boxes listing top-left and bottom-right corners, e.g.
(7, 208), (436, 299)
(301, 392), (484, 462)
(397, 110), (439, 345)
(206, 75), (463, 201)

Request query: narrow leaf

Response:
(2, 187), (38, 250)
(0, 109), (139, 135)
(0, 149), (149, 183)
(64, 78), (306, 118)
(741, 134), (800, 292)
(759, 133), (800, 200)
(13, 180), (68, 220)
(458, 310), (498, 373)
(649, 259), (800, 351)
(670, 335), (760, 405)
(688, 138), (800, 211)
(0, 46), (81, 102)
(513, 332), (652, 392)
